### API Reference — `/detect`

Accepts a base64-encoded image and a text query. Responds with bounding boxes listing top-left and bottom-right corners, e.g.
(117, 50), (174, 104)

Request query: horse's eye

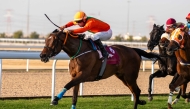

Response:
(178, 35), (182, 41)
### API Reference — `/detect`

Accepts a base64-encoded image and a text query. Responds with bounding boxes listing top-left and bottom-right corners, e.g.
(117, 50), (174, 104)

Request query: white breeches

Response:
(86, 29), (112, 41)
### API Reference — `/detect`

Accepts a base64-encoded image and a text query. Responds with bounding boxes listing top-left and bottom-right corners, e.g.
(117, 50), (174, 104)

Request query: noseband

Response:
(44, 31), (79, 57)
(44, 32), (63, 57)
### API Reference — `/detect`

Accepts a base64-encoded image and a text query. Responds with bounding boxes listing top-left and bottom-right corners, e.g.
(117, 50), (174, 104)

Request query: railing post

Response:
(51, 59), (57, 102)
(0, 59), (2, 97)
(79, 83), (83, 96)
(26, 48), (30, 72)
(131, 93), (134, 101)
(143, 61), (145, 72)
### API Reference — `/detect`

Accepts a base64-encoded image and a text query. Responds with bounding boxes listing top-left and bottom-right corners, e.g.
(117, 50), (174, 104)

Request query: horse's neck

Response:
(62, 37), (91, 57)
(158, 45), (167, 56)
(177, 41), (190, 62)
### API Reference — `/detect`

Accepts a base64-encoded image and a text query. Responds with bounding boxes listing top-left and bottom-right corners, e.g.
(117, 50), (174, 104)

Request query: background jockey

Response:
(162, 18), (185, 40)
(185, 13), (190, 35)
(60, 11), (112, 59)
(160, 18), (184, 75)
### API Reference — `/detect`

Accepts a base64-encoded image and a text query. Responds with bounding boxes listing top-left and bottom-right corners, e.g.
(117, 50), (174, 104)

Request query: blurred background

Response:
(0, 0), (189, 41)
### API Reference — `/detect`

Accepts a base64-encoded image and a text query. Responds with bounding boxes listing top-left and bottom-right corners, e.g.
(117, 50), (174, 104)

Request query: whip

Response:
(44, 14), (61, 28)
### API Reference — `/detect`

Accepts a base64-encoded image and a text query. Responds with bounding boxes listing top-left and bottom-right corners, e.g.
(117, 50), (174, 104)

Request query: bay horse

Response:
(167, 27), (190, 109)
(147, 24), (181, 103)
(40, 29), (163, 109)
(147, 24), (190, 108)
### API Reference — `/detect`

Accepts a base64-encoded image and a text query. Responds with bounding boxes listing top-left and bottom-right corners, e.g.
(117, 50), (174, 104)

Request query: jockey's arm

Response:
(72, 21), (93, 33)
(60, 21), (76, 30)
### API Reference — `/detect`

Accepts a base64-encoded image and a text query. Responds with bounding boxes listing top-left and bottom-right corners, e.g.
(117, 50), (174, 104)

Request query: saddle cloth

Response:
(97, 46), (120, 65)
(87, 38), (119, 65)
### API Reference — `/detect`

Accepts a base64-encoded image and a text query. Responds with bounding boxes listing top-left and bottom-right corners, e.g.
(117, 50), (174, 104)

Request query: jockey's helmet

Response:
(186, 13), (190, 20)
(74, 11), (87, 22)
(166, 18), (176, 27)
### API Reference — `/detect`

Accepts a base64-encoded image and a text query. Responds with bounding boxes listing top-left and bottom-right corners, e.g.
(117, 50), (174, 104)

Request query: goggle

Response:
(75, 20), (83, 23)
(167, 25), (173, 29)
(187, 19), (190, 23)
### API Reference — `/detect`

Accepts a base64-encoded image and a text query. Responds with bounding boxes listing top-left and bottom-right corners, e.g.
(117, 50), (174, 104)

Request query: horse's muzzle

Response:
(40, 53), (50, 63)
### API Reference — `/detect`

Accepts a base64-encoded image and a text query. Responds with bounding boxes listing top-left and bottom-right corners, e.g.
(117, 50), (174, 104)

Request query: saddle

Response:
(87, 38), (120, 80)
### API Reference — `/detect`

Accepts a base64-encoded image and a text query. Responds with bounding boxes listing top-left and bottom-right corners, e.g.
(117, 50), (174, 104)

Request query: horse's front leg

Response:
(168, 75), (186, 109)
(51, 72), (83, 106)
(148, 70), (167, 101)
(72, 84), (80, 109)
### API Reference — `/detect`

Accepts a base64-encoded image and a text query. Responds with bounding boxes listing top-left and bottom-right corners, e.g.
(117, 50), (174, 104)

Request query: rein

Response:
(63, 31), (93, 60)
(63, 31), (78, 45)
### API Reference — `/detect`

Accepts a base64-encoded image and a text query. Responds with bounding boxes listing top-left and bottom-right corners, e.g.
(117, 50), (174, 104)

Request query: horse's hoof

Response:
(185, 98), (190, 103)
(139, 100), (146, 105)
(50, 100), (58, 105)
(174, 86), (180, 92)
(172, 98), (179, 105)
(148, 96), (153, 101)
(168, 103), (173, 109)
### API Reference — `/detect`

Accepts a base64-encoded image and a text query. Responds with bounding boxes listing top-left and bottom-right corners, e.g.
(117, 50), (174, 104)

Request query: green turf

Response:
(0, 95), (189, 109)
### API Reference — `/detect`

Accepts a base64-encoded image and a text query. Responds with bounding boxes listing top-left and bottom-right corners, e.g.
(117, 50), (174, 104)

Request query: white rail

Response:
(0, 51), (154, 102)
(0, 38), (147, 47)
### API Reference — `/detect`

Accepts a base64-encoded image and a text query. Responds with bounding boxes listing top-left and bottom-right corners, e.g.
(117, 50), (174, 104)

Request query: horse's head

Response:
(40, 29), (64, 63)
(147, 24), (165, 51)
(167, 26), (189, 56)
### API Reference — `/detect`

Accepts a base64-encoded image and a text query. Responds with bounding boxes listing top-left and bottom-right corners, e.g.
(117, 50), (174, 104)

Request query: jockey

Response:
(60, 11), (112, 59)
(163, 18), (185, 39)
(186, 13), (190, 34)
(160, 18), (184, 75)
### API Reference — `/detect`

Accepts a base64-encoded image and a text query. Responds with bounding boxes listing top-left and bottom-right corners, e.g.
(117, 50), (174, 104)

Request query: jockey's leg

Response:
(90, 29), (112, 59)
(94, 39), (108, 58)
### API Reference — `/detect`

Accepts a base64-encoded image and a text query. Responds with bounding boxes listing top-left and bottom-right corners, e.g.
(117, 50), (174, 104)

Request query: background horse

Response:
(147, 24), (181, 102)
(167, 27), (190, 109)
(40, 29), (162, 109)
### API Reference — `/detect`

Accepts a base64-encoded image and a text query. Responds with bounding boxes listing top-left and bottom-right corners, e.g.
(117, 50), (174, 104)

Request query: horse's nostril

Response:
(40, 54), (44, 58)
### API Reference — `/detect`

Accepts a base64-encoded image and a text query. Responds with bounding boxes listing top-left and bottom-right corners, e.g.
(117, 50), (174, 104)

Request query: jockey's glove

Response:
(78, 34), (85, 40)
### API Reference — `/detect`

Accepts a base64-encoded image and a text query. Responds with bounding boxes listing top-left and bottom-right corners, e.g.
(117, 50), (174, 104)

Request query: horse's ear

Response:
(160, 24), (165, 31)
(52, 29), (59, 33)
(153, 24), (156, 27)
(161, 24), (164, 28)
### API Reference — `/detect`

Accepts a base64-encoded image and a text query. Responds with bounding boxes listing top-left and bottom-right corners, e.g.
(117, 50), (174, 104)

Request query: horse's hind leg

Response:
(71, 84), (80, 109)
(115, 75), (146, 109)
(186, 92), (190, 103)
(172, 89), (181, 105)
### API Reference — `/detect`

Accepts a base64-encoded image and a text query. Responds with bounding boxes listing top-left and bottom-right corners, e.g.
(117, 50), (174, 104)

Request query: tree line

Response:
(0, 30), (40, 39)
(0, 30), (148, 42)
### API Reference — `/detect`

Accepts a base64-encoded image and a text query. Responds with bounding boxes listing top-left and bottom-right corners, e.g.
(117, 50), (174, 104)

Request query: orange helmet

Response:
(74, 11), (87, 21)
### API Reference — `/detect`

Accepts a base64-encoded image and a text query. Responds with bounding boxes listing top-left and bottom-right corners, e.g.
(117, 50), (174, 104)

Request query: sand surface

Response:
(1, 61), (190, 98)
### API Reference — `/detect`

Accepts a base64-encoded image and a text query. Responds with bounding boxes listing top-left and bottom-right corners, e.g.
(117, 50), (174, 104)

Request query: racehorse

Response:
(40, 29), (163, 109)
(167, 27), (190, 109)
(147, 24), (181, 102)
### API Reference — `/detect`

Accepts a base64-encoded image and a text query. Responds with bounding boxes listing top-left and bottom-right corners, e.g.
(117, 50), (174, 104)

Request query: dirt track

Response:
(1, 59), (190, 98)
(1, 69), (190, 98)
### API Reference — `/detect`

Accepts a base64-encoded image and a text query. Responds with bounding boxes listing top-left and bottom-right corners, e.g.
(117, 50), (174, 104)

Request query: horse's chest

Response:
(178, 64), (190, 79)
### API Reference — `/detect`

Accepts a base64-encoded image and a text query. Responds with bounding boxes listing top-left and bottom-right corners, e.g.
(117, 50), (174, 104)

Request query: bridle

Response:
(150, 27), (165, 47)
(44, 30), (80, 58)
(44, 32), (63, 57)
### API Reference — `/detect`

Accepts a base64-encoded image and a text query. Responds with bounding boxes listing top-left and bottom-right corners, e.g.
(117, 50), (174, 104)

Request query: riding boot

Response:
(94, 39), (108, 59)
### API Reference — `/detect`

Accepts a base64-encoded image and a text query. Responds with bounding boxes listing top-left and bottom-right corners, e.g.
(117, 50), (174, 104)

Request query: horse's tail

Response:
(132, 48), (163, 64)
